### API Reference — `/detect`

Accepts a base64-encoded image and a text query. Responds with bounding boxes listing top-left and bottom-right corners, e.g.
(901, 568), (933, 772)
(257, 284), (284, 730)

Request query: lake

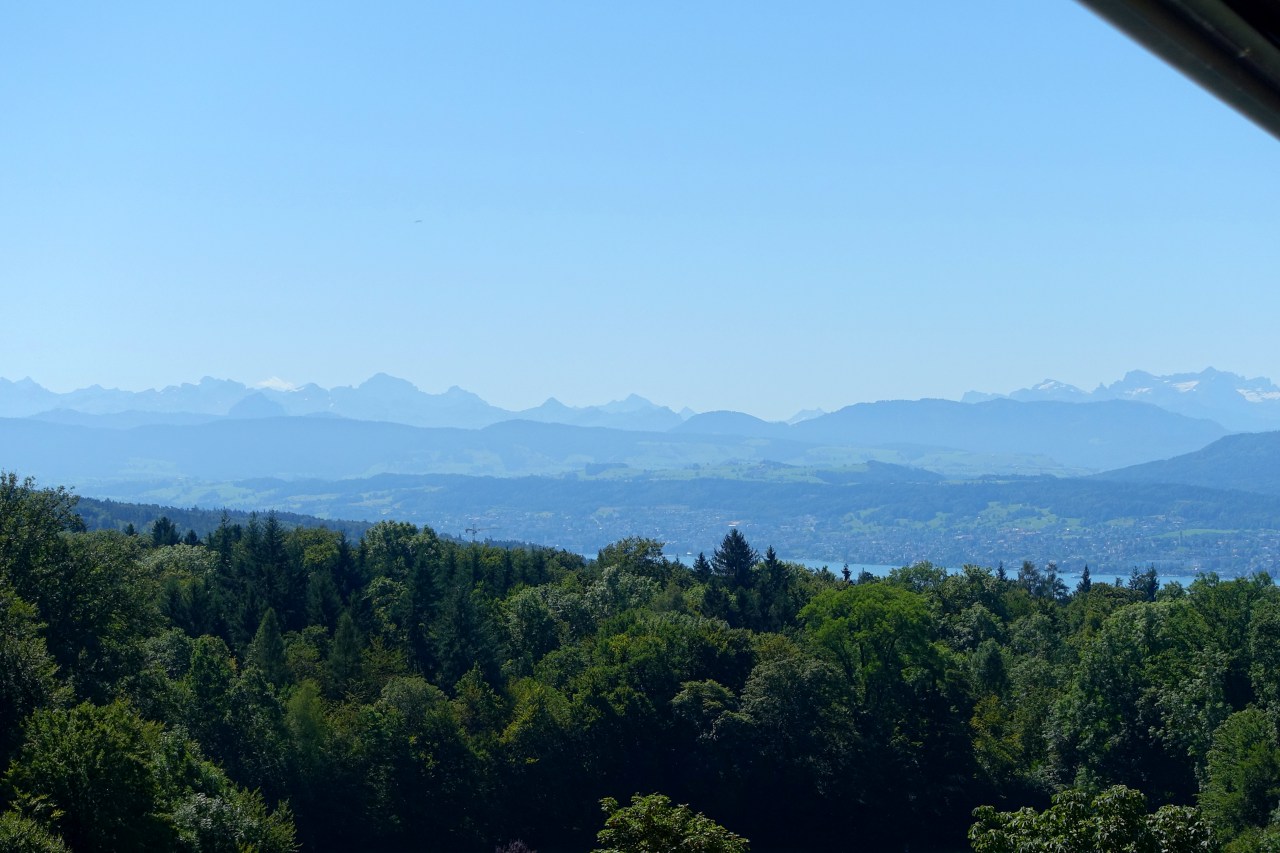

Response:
(785, 558), (1205, 589)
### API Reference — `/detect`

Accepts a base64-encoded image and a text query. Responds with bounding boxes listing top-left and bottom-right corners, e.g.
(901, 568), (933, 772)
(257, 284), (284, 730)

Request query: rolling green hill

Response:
(1094, 431), (1280, 495)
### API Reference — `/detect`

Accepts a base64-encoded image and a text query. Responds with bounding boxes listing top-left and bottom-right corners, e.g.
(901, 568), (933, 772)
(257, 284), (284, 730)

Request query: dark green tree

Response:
(0, 583), (63, 764)
(247, 607), (289, 689)
(713, 652), (857, 824)
(1052, 602), (1191, 797)
(328, 610), (364, 698)
(1130, 564), (1160, 602)
(182, 634), (237, 761)
(433, 581), (501, 688)
(150, 516), (180, 548)
(359, 676), (482, 847)
(692, 552), (712, 583)
(305, 568), (343, 631)
(220, 666), (292, 803)
(712, 530), (757, 589)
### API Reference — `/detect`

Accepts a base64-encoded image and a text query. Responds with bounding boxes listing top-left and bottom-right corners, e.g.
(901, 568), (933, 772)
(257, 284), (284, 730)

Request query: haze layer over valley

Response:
(5, 368), (1280, 575)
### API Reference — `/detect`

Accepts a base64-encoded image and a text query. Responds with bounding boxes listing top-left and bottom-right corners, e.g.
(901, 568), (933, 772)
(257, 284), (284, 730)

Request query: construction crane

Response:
(464, 525), (499, 542)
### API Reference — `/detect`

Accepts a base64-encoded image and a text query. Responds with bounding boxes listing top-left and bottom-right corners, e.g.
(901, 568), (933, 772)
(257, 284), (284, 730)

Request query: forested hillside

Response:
(121, 469), (1280, 575)
(4, 472), (1280, 851)
(1096, 431), (1280, 495)
(72, 496), (374, 541)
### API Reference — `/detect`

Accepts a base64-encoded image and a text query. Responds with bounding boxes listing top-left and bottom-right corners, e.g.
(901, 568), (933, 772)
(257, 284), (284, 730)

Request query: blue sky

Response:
(3, 2), (1278, 420)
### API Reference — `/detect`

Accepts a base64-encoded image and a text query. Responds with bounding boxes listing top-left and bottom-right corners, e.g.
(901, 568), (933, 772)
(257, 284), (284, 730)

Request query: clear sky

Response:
(3, 2), (1278, 421)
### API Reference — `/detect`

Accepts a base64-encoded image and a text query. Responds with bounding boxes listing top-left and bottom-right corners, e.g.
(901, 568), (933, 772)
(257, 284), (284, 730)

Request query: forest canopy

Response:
(2, 472), (1277, 851)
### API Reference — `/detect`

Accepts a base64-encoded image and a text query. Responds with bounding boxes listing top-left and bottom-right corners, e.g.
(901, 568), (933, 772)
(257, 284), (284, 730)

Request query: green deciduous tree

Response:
(714, 653), (856, 804)
(6, 701), (174, 852)
(1053, 601), (1196, 797)
(799, 582), (935, 710)
(35, 531), (160, 700)
(1201, 707), (1280, 839)
(4, 699), (296, 853)
(170, 786), (297, 853)
(970, 785), (1212, 853)
(182, 634), (237, 759)
(0, 473), (82, 594)
(597, 538), (671, 583)
(360, 675), (482, 847)
(0, 811), (70, 853)
(593, 793), (749, 853)
(0, 583), (63, 763)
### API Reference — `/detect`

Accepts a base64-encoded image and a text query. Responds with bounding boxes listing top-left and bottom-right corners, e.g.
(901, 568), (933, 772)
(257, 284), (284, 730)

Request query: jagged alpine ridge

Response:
(4, 366), (1271, 432)
(965, 367), (1280, 432)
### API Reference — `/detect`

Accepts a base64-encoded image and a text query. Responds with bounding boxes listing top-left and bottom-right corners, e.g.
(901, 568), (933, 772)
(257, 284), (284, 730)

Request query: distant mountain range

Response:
(6, 367), (1277, 436)
(965, 367), (1280, 432)
(7, 369), (1280, 573)
(0, 369), (1247, 486)
(0, 392), (1229, 495)
(674, 398), (1226, 472)
(0, 374), (689, 432)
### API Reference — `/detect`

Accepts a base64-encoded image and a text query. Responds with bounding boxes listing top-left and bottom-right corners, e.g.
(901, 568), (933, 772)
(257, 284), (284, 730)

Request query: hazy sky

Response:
(3, 2), (1278, 420)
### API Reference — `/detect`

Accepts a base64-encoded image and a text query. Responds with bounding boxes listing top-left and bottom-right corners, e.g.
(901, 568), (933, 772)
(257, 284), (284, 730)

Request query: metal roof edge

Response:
(1075, 0), (1280, 140)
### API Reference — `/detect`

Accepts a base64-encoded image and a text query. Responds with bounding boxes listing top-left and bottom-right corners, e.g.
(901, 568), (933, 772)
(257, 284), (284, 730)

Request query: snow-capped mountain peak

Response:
(968, 368), (1280, 432)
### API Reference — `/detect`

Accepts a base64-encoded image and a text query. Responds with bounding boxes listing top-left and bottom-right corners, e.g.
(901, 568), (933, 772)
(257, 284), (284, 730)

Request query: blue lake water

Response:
(785, 558), (1203, 589)
(653, 552), (1212, 588)
(788, 559), (899, 576)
